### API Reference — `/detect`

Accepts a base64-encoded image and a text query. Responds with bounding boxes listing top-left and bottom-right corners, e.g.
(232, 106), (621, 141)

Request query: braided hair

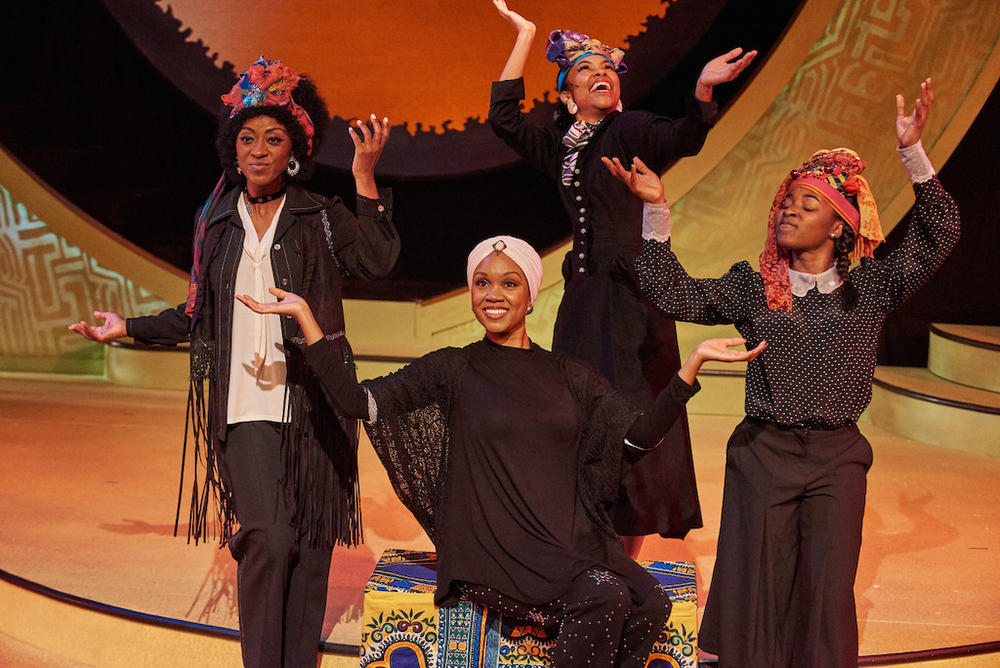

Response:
(833, 222), (859, 311)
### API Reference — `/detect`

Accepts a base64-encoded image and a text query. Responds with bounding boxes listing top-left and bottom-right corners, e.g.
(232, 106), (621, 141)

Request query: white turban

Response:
(466, 235), (543, 302)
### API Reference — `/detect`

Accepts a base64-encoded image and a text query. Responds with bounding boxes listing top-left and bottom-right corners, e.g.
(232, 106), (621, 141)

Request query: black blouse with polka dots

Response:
(635, 178), (960, 429)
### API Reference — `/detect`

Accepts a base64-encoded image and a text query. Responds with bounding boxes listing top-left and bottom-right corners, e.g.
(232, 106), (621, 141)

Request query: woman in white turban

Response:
(238, 235), (762, 667)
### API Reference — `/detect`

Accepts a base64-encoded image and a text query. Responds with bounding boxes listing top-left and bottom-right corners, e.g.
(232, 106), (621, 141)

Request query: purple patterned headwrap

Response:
(546, 30), (628, 91)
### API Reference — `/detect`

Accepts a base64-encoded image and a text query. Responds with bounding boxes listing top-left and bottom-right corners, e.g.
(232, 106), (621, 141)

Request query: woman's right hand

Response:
(237, 288), (325, 345)
(68, 311), (127, 343)
(493, 0), (535, 35)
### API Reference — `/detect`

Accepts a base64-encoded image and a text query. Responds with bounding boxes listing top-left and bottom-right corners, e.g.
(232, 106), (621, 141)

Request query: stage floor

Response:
(1, 374), (997, 655)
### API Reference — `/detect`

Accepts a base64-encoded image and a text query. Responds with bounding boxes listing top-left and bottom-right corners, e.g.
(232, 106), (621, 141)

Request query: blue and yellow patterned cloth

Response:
(361, 549), (698, 668)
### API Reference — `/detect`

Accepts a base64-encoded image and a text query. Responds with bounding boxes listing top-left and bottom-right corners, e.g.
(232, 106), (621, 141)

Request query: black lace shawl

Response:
(362, 342), (641, 545)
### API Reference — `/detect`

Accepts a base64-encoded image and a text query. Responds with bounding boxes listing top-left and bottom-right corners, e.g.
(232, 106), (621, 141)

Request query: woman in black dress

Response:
(610, 79), (959, 667)
(238, 235), (764, 667)
(69, 57), (398, 668)
(489, 1), (756, 554)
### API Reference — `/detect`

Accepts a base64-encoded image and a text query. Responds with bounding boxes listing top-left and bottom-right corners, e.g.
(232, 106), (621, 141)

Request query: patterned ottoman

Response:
(360, 549), (697, 668)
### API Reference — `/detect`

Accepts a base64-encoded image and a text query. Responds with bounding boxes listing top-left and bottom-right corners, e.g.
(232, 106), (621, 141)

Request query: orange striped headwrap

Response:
(759, 148), (884, 311)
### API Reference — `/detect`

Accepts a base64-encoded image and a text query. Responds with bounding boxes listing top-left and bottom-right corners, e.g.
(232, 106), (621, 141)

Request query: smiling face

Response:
(235, 115), (293, 196)
(560, 54), (621, 122)
(776, 185), (845, 257)
(470, 252), (531, 348)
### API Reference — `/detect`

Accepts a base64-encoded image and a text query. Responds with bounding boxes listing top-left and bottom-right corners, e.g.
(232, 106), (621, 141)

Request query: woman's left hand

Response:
(237, 288), (325, 344)
(695, 47), (757, 102)
(236, 287), (306, 317)
(896, 78), (933, 147)
(602, 155), (666, 204)
(350, 114), (390, 197)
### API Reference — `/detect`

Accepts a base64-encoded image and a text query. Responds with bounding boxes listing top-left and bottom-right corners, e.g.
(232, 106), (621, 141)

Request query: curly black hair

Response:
(215, 76), (330, 185)
(833, 222), (859, 311)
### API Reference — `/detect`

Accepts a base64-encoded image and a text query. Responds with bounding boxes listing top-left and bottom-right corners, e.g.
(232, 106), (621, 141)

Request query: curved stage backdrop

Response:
(102, 0), (728, 177)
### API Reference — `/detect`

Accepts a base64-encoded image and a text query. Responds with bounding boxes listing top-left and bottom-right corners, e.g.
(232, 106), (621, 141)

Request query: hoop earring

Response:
(286, 157), (300, 177)
(566, 99), (579, 115)
(235, 158), (242, 175)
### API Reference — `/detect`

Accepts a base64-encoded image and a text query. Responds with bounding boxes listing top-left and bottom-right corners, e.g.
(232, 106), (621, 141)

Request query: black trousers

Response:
(221, 421), (333, 668)
(700, 418), (872, 668)
(460, 567), (671, 667)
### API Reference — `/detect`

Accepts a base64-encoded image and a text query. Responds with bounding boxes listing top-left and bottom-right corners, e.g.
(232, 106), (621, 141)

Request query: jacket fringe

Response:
(175, 340), (235, 546)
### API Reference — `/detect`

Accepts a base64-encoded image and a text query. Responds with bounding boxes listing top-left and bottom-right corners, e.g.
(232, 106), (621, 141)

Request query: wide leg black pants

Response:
(700, 418), (872, 668)
(221, 421), (333, 668)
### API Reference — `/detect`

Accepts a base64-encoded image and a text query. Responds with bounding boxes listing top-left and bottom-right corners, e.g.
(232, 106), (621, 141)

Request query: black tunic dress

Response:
(359, 339), (660, 606)
(488, 78), (716, 537)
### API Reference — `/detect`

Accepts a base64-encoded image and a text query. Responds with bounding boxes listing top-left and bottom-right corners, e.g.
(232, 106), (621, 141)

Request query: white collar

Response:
(788, 264), (843, 297)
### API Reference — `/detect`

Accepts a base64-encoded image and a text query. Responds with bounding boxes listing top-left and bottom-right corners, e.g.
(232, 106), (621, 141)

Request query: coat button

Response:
(579, 207), (586, 214)
(578, 267), (585, 273)
(575, 195), (582, 202)
(281, 278), (289, 286)
(273, 243), (281, 250)
(578, 252), (585, 259)
(580, 228), (586, 234)
(377, 204), (385, 212)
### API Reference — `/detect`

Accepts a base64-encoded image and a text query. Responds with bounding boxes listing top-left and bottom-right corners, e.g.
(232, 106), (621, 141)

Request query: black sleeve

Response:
(300, 335), (370, 418)
(624, 373), (700, 451)
(126, 304), (192, 345)
(326, 191), (400, 281)
(487, 77), (562, 177)
(638, 96), (717, 170)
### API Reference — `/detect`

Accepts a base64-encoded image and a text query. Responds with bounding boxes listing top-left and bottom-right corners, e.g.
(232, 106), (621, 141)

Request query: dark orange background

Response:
(156, 0), (671, 131)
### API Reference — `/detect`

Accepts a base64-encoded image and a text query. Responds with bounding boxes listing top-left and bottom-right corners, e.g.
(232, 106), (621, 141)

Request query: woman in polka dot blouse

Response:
(607, 79), (960, 667)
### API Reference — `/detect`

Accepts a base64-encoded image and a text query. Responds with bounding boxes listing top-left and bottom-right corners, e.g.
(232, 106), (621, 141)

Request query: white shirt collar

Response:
(788, 264), (843, 297)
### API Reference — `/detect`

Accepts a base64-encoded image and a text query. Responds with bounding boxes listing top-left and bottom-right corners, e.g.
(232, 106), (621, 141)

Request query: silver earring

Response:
(566, 99), (579, 115)
(286, 157), (300, 177)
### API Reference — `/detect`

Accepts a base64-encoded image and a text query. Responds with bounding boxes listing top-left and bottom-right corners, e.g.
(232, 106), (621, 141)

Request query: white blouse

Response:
(227, 195), (288, 424)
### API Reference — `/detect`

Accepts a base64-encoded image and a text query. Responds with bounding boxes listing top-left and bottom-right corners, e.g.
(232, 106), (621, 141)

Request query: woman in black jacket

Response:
(69, 57), (399, 668)
(488, 1), (756, 555)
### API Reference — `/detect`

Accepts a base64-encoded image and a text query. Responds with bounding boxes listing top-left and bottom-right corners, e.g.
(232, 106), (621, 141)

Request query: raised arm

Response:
(873, 79), (960, 309)
(494, 0), (536, 81)
(328, 114), (400, 280)
(605, 154), (751, 324)
(694, 47), (758, 103)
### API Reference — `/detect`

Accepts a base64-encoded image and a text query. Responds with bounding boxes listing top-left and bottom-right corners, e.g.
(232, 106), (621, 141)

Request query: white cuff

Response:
(898, 140), (935, 184)
(642, 202), (671, 242)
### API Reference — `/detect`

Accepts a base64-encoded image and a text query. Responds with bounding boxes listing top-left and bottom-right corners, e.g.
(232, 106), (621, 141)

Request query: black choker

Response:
(245, 187), (286, 204)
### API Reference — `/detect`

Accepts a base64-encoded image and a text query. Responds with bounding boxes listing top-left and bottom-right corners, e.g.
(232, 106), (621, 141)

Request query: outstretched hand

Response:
(236, 288), (306, 318)
(896, 78), (933, 148)
(678, 337), (766, 386)
(602, 155), (666, 204)
(493, 0), (535, 34)
(350, 114), (390, 198)
(68, 311), (127, 343)
(694, 337), (766, 364)
(237, 288), (325, 345)
(695, 47), (757, 102)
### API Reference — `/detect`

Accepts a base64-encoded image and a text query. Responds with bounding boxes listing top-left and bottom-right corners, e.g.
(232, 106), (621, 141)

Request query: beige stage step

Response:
(929, 323), (1000, 393)
(867, 366), (1000, 457)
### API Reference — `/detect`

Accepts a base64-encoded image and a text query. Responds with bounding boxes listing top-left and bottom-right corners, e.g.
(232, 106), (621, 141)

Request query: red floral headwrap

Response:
(759, 148), (884, 311)
(220, 56), (316, 155)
